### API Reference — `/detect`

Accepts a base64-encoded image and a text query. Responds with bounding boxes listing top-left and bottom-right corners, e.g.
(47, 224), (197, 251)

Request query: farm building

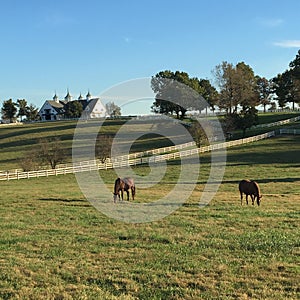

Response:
(38, 91), (107, 121)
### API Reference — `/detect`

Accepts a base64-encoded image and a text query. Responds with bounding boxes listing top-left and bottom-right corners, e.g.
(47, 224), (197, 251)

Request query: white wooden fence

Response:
(1, 123), (300, 181)
(0, 131), (278, 181)
(279, 128), (300, 135)
(254, 116), (300, 128)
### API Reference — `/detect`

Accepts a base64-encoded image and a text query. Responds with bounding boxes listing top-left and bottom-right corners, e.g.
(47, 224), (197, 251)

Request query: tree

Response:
(256, 76), (272, 113)
(188, 122), (207, 147)
(17, 99), (28, 121)
(272, 72), (290, 109)
(268, 102), (277, 111)
(288, 49), (300, 109)
(272, 50), (300, 110)
(151, 70), (207, 119)
(213, 61), (236, 114)
(213, 61), (258, 114)
(19, 137), (66, 170)
(236, 107), (259, 137)
(223, 106), (258, 138)
(64, 101), (83, 118)
(25, 104), (39, 121)
(198, 79), (219, 113)
(105, 101), (121, 117)
(95, 134), (113, 163)
(19, 148), (40, 171)
(1, 99), (17, 122)
(38, 137), (66, 169)
(235, 62), (258, 109)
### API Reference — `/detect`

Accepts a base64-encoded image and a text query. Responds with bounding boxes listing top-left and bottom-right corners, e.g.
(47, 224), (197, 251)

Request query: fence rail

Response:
(279, 128), (300, 135)
(254, 116), (300, 128)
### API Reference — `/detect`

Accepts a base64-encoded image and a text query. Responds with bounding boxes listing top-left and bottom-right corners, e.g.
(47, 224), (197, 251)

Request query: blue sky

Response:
(1, 0), (300, 115)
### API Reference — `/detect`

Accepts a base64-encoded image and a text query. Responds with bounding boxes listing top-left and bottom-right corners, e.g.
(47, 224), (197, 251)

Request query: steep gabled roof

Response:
(47, 100), (65, 113)
(84, 98), (98, 111)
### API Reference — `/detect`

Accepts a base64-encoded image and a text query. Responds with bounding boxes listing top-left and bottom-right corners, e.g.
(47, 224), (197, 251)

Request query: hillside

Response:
(0, 112), (299, 171)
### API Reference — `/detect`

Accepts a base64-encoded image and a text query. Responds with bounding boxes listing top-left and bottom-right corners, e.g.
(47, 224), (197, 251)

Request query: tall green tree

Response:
(289, 49), (300, 77)
(288, 49), (300, 109)
(235, 62), (258, 109)
(25, 104), (39, 121)
(256, 76), (272, 112)
(151, 70), (207, 119)
(213, 61), (236, 114)
(198, 79), (219, 113)
(64, 101), (83, 118)
(17, 99), (28, 121)
(1, 99), (17, 122)
(213, 61), (258, 114)
(272, 49), (300, 110)
(272, 72), (290, 109)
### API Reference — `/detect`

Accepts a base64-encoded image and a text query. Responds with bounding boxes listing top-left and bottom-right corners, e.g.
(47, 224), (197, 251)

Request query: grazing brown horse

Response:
(113, 177), (135, 202)
(239, 179), (262, 206)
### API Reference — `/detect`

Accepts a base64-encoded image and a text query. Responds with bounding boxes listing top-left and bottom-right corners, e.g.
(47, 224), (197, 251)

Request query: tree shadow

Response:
(39, 198), (90, 207)
(221, 177), (300, 184)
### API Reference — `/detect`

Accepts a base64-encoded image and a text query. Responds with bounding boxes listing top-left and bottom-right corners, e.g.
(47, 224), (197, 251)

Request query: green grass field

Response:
(0, 133), (299, 299)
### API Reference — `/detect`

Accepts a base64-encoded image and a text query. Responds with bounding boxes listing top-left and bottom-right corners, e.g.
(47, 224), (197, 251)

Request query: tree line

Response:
(1, 99), (39, 122)
(151, 49), (300, 117)
(151, 49), (300, 137)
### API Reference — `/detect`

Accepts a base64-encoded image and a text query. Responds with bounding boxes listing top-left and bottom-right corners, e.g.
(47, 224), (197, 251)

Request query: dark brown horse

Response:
(113, 177), (135, 202)
(239, 179), (262, 206)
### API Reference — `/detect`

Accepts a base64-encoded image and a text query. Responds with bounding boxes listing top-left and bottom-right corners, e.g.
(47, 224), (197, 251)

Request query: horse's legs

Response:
(131, 186), (135, 200)
(250, 195), (255, 205)
(245, 194), (248, 205)
(126, 190), (129, 201)
(120, 190), (124, 201)
(240, 192), (243, 205)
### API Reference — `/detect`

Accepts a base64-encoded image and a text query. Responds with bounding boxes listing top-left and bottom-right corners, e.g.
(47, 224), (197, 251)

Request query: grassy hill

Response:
(0, 127), (299, 298)
(1, 112), (299, 171)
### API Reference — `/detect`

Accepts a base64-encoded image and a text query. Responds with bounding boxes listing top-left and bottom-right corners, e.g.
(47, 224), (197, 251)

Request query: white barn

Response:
(38, 91), (106, 121)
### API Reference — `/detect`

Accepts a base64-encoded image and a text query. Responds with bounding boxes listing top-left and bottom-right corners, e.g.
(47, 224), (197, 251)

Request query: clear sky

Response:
(1, 0), (300, 115)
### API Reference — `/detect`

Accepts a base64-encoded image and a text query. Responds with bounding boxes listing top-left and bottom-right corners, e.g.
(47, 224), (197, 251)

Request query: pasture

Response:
(1, 111), (299, 171)
(0, 134), (299, 299)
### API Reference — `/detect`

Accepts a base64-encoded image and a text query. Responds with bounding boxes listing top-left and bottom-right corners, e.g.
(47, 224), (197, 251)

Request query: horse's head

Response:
(113, 193), (118, 202)
(257, 194), (262, 206)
